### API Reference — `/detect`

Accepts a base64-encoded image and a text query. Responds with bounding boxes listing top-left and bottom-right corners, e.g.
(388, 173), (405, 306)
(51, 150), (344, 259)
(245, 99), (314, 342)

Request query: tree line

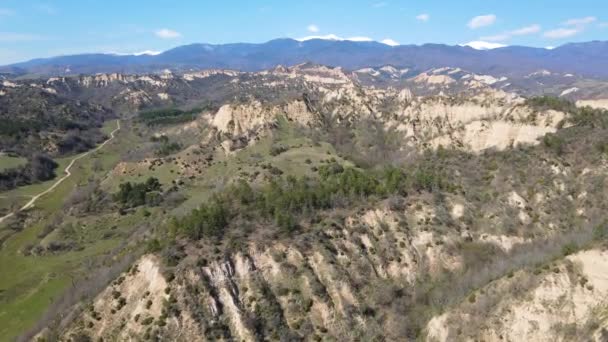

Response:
(138, 104), (215, 126)
(170, 163), (450, 240)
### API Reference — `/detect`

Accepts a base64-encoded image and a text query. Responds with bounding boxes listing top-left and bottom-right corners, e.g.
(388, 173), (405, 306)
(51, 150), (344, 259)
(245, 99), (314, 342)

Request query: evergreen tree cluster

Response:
(114, 177), (162, 208)
(171, 163), (449, 240)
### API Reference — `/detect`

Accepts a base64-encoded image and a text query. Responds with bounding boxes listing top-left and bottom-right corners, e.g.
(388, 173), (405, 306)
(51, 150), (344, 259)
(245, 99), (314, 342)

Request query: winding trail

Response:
(0, 120), (120, 224)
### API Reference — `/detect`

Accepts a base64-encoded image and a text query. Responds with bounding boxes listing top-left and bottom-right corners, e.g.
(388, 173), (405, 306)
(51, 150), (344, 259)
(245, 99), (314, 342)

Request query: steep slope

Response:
(427, 249), (608, 341)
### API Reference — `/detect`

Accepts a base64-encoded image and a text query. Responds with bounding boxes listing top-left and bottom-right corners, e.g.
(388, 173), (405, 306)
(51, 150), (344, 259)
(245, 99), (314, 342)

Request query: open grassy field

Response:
(174, 119), (352, 215)
(0, 155), (27, 172)
(0, 120), (151, 341)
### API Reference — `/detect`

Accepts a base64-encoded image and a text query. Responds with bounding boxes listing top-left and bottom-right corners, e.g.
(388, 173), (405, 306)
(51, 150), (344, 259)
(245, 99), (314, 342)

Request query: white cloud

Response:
(543, 16), (596, 40)
(155, 28), (181, 39)
(461, 41), (507, 50)
(600, 22), (608, 28)
(563, 16), (596, 26)
(307, 24), (319, 33)
(0, 32), (44, 42)
(511, 24), (541, 35)
(543, 28), (581, 39)
(468, 14), (496, 29)
(381, 38), (399, 46)
(416, 14), (430, 22)
(481, 24), (541, 42)
(295, 34), (373, 43)
(372, 2), (388, 8)
(545, 46), (556, 50)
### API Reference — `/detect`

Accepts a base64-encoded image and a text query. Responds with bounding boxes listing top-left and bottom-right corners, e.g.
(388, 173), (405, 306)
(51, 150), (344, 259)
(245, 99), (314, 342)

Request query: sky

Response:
(0, 0), (606, 65)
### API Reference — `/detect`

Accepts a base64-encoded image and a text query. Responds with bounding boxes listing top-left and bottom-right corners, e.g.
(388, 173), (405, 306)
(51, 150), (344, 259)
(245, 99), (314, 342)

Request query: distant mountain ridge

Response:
(3, 39), (608, 79)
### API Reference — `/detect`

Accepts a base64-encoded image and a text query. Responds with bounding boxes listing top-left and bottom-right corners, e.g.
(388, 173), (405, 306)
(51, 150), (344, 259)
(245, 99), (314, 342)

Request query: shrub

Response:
(146, 239), (162, 253)
(150, 135), (182, 156)
(593, 222), (608, 241)
(114, 177), (162, 208)
(412, 167), (444, 192)
(270, 145), (289, 156)
(468, 293), (476, 303)
(561, 243), (578, 256)
(543, 133), (565, 155)
(275, 212), (297, 233)
(141, 317), (154, 325)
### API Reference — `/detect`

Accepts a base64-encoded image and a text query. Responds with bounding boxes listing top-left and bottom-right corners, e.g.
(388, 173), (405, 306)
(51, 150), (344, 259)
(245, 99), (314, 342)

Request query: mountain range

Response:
(3, 38), (608, 79)
(3, 31), (608, 341)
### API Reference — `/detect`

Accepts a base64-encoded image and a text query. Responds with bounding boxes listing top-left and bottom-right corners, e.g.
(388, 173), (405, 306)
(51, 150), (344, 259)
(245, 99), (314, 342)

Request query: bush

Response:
(146, 239), (162, 253)
(141, 317), (154, 325)
(593, 222), (608, 241)
(114, 177), (162, 208)
(412, 167), (443, 192)
(543, 133), (565, 155)
(275, 212), (297, 233)
(269, 145), (288, 156)
(153, 136), (182, 157)
(561, 243), (578, 256)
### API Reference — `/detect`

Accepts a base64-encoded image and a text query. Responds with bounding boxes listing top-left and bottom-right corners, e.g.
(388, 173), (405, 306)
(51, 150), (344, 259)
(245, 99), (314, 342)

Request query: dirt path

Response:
(0, 120), (120, 224)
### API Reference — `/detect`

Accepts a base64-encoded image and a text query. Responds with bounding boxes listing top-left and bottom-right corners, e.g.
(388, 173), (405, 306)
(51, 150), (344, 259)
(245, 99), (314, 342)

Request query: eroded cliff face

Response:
(427, 249), (608, 342)
(210, 100), (317, 137)
(63, 203), (470, 341)
(203, 80), (568, 154)
(63, 171), (608, 341)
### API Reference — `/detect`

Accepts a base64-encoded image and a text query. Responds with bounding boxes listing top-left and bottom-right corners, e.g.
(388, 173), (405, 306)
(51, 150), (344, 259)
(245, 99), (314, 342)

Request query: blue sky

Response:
(0, 0), (606, 64)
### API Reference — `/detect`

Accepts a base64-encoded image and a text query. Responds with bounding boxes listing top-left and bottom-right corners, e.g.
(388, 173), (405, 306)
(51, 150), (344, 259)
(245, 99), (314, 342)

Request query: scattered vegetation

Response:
(0, 86), (110, 156)
(525, 96), (577, 113)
